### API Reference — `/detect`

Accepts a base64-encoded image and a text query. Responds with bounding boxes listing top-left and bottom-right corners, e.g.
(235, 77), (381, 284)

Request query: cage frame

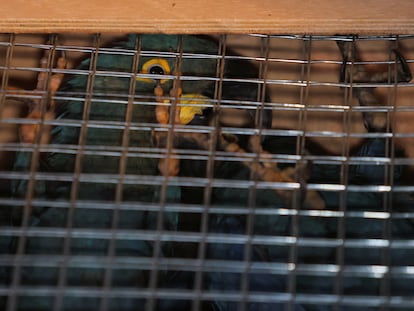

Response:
(1, 0), (414, 35)
(1, 2), (414, 311)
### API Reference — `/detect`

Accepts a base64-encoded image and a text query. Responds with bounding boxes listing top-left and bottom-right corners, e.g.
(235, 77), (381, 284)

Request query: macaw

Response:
(8, 34), (276, 311)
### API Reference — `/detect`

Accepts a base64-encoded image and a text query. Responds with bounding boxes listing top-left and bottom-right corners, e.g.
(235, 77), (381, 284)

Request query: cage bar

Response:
(1, 3), (414, 311)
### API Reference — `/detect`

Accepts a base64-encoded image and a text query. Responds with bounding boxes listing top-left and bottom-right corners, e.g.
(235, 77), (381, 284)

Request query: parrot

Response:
(9, 34), (413, 311)
(7, 34), (282, 311)
(336, 38), (412, 132)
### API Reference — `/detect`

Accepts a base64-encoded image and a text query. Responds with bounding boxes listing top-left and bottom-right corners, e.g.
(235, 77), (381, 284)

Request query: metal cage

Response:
(0, 33), (414, 311)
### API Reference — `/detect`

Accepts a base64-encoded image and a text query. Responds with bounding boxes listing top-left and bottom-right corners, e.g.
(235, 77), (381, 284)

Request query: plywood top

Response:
(1, 0), (414, 34)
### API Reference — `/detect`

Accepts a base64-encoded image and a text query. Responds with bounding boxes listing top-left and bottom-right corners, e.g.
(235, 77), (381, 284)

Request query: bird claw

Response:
(153, 74), (183, 177)
(337, 40), (413, 132)
(218, 132), (325, 209)
(158, 157), (180, 177)
(169, 78), (183, 125)
(393, 48), (413, 82)
(153, 104), (325, 208)
(154, 84), (170, 125)
(20, 45), (67, 144)
(154, 72), (183, 125)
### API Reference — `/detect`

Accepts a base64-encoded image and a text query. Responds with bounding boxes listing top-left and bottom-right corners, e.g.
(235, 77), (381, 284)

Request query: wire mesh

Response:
(0, 33), (414, 311)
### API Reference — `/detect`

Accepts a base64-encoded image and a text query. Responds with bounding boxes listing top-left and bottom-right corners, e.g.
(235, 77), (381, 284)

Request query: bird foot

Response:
(337, 41), (412, 84)
(152, 109), (326, 209)
(158, 157), (180, 177)
(154, 72), (183, 125)
(154, 84), (169, 124)
(153, 74), (183, 177)
(219, 133), (326, 209)
(337, 40), (412, 132)
(158, 115), (325, 209)
(20, 46), (67, 144)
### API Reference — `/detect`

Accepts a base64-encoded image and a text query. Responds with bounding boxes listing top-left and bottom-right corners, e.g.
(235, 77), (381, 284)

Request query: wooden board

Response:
(1, 0), (414, 34)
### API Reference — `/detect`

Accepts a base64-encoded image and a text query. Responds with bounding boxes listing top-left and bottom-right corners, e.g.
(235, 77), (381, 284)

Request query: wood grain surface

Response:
(1, 0), (413, 34)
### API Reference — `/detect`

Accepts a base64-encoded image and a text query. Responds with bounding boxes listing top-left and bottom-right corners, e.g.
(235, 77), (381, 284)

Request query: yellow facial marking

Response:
(136, 58), (171, 84)
(179, 94), (210, 125)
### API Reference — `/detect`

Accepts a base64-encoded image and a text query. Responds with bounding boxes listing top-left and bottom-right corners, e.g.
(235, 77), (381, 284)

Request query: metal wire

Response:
(1, 33), (414, 311)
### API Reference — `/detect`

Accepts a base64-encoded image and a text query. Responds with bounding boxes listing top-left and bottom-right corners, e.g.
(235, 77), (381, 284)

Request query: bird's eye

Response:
(148, 64), (165, 75)
(140, 58), (171, 82)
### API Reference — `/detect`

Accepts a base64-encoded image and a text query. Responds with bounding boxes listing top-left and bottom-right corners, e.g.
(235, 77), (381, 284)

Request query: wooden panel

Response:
(1, 0), (414, 34)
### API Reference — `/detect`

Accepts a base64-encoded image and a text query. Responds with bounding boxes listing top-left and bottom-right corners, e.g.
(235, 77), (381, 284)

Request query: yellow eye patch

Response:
(160, 94), (209, 124)
(136, 58), (171, 84)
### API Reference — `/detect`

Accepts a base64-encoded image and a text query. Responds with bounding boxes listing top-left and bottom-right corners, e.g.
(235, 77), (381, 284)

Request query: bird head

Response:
(129, 34), (218, 97)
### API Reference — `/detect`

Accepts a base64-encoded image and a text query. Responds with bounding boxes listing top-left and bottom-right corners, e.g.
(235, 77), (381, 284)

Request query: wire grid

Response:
(0, 33), (413, 311)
